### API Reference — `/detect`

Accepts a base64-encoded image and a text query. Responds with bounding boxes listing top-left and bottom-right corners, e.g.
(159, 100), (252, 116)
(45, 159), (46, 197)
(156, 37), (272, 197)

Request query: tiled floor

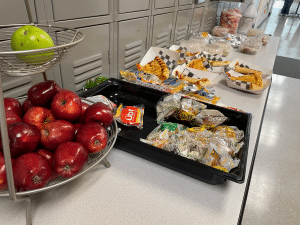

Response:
(242, 2), (300, 224)
(259, 0), (300, 60)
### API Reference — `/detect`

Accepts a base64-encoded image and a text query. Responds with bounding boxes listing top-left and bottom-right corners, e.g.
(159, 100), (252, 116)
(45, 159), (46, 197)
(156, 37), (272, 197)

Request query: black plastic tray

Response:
(81, 78), (252, 185)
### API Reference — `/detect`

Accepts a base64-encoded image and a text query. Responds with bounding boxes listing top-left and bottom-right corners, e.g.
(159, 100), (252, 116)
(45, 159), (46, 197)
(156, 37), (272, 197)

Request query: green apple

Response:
(11, 25), (55, 64)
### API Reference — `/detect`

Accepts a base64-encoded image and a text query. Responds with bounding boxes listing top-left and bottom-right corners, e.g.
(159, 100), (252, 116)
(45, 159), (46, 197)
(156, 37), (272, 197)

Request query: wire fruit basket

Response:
(0, 24), (84, 77)
(0, 97), (118, 197)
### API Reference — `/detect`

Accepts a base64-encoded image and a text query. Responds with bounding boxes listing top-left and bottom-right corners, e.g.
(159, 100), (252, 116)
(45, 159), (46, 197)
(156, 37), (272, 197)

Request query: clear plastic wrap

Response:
(156, 94), (182, 123)
(247, 28), (264, 37)
(219, 9), (242, 34)
(240, 37), (262, 55)
(204, 44), (223, 55)
(212, 26), (229, 37)
(191, 109), (228, 127)
(260, 34), (271, 45)
(210, 40), (232, 57)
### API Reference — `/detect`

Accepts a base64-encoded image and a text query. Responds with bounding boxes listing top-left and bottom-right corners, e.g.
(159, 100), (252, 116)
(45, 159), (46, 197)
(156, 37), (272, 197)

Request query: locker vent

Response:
(73, 53), (103, 92)
(155, 32), (169, 49)
(192, 20), (201, 33)
(124, 40), (142, 70)
(176, 26), (188, 45)
(2, 76), (32, 98)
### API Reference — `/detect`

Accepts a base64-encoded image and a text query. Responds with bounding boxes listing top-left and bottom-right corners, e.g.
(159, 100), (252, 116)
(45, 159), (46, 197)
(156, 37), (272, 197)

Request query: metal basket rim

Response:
(0, 23), (85, 55)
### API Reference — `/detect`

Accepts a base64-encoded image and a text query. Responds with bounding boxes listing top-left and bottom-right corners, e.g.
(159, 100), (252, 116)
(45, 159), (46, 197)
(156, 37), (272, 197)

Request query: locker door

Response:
(1, 75), (47, 98)
(151, 13), (174, 48)
(154, 0), (176, 9)
(50, 0), (109, 21)
(118, 17), (149, 72)
(119, 0), (151, 13)
(179, 0), (194, 6)
(173, 10), (191, 45)
(205, 3), (218, 32)
(191, 7), (204, 34)
(59, 24), (110, 95)
(0, 0), (37, 25)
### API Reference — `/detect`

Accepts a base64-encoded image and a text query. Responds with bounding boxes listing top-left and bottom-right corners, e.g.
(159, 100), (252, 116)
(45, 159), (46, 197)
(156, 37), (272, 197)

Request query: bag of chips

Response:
(114, 104), (144, 129)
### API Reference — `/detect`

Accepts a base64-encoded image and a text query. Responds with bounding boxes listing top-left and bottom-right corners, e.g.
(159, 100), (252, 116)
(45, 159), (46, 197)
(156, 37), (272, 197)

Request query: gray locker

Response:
(50, 0), (109, 21)
(191, 7), (204, 33)
(59, 24), (110, 95)
(154, 0), (176, 9)
(0, 0), (37, 26)
(179, 0), (194, 6)
(118, 17), (149, 72)
(151, 13), (174, 48)
(173, 10), (191, 45)
(205, 3), (218, 32)
(1, 75), (47, 98)
(119, 0), (151, 13)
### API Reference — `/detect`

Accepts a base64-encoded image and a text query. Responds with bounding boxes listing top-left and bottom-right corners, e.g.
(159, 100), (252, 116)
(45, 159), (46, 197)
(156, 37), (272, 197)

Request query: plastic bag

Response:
(219, 9), (242, 34)
(114, 104), (144, 129)
(156, 94), (182, 123)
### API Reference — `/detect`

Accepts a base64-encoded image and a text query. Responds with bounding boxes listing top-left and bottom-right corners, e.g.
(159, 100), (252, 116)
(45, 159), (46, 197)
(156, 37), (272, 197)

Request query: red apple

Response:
(83, 102), (113, 128)
(0, 152), (16, 190)
(23, 106), (56, 130)
(22, 98), (35, 114)
(28, 80), (61, 107)
(73, 123), (82, 135)
(76, 122), (107, 154)
(0, 122), (41, 158)
(4, 98), (23, 118)
(13, 152), (52, 191)
(40, 120), (75, 151)
(78, 102), (90, 124)
(36, 148), (58, 180)
(5, 110), (22, 126)
(53, 142), (88, 178)
(51, 89), (82, 122)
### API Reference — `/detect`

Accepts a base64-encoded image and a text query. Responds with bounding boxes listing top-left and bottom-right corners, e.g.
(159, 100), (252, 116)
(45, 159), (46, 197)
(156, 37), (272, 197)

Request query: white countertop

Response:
(0, 37), (281, 225)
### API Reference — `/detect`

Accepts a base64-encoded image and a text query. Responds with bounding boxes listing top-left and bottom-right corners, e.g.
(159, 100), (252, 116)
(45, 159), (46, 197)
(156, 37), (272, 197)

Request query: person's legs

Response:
(285, 0), (294, 14)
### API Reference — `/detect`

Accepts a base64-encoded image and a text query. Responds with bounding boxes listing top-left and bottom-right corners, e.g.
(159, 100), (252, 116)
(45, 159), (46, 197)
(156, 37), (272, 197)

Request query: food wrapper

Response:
(156, 94), (182, 123)
(219, 9), (242, 34)
(85, 95), (117, 110)
(138, 72), (162, 84)
(162, 77), (185, 94)
(183, 86), (220, 105)
(172, 98), (207, 123)
(114, 104), (144, 129)
(173, 133), (207, 161)
(191, 109), (228, 127)
(140, 122), (187, 152)
(202, 139), (240, 172)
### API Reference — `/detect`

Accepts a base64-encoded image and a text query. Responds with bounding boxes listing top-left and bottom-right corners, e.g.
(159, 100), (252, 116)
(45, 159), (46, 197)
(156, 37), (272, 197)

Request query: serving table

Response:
(0, 37), (280, 225)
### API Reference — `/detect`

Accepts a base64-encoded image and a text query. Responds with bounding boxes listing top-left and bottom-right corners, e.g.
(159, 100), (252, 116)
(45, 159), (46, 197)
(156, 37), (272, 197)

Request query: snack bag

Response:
(156, 94), (182, 123)
(114, 104), (144, 129)
(191, 109), (228, 127)
(219, 9), (242, 34)
(201, 140), (240, 172)
(141, 122), (187, 151)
